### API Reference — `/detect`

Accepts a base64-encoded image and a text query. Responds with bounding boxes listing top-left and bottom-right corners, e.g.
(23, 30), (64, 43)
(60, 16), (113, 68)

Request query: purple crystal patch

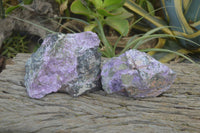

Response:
(24, 31), (101, 99)
(101, 49), (176, 98)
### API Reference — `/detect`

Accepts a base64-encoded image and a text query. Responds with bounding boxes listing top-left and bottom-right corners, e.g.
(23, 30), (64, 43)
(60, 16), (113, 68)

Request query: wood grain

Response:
(0, 53), (200, 133)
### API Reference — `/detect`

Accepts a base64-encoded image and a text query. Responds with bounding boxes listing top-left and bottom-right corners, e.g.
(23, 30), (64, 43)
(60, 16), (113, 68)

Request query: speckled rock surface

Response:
(101, 49), (176, 98)
(24, 31), (101, 99)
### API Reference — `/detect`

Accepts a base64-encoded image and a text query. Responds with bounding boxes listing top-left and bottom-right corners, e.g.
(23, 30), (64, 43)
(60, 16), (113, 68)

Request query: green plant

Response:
(2, 0), (33, 16)
(7, 11), (197, 64)
(70, 0), (133, 36)
(4, 0), (198, 64)
(1, 33), (30, 58)
(124, 0), (200, 62)
(98, 19), (197, 63)
(135, 0), (155, 16)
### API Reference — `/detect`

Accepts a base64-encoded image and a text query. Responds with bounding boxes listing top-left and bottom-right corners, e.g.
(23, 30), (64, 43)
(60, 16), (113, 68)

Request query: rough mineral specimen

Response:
(101, 49), (176, 98)
(25, 31), (101, 99)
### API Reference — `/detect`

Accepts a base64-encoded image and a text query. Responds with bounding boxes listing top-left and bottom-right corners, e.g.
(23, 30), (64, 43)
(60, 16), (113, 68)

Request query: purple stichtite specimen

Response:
(24, 31), (101, 99)
(101, 49), (176, 98)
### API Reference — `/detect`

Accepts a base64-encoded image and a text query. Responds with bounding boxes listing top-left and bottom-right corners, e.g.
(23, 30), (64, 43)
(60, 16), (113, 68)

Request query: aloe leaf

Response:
(143, 26), (173, 36)
(141, 48), (194, 63)
(191, 21), (200, 30)
(179, 36), (200, 50)
(71, 0), (93, 18)
(105, 17), (129, 36)
(142, 39), (192, 63)
(164, 0), (193, 34)
(148, 38), (166, 56)
(123, 32), (200, 54)
(183, 0), (191, 12)
(159, 49), (190, 63)
(162, 0), (200, 49)
(124, 0), (172, 35)
(160, 0), (169, 21)
(184, 0), (200, 22)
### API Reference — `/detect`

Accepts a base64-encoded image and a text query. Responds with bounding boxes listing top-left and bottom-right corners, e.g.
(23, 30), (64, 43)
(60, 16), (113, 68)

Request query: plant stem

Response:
(95, 18), (114, 57)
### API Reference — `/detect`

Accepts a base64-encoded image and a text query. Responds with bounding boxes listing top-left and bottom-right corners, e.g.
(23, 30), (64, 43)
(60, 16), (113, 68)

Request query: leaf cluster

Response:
(1, 33), (30, 58)
(70, 0), (133, 36)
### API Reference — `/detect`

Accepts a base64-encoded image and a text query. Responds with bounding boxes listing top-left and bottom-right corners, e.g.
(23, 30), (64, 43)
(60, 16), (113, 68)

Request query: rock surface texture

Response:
(101, 49), (176, 98)
(24, 31), (101, 99)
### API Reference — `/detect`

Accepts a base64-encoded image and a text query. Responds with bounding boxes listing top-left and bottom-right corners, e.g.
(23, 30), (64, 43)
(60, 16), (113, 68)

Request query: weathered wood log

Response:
(0, 53), (200, 133)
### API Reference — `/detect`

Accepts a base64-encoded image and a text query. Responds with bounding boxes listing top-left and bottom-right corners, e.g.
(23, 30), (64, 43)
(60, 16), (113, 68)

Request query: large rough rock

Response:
(101, 49), (176, 98)
(24, 31), (101, 99)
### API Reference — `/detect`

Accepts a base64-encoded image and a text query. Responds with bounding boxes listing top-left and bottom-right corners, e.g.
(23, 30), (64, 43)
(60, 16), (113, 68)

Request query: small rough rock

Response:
(101, 49), (176, 98)
(24, 31), (101, 99)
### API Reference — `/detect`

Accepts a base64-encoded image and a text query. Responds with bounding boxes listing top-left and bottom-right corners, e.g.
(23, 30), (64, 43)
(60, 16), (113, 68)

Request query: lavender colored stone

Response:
(101, 49), (176, 98)
(25, 31), (101, 99)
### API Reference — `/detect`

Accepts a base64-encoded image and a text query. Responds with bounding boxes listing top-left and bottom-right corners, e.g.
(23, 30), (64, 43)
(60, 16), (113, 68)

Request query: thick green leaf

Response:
(184, 0), (200, 22)
(89, 0), (103, 9)
(191, 21), (200, 30)
(5, 5), (20, 14)
(104, 0), (123, 7)
(104, 0), (125, 11)
(142, 47), (193, 63)
(183, 0), (190, 12)
(71, 0), (93, 18)
(146, 1), (155, 16)
(110, 7), (133, 19)
(97, 8), (120, 17)
(84, 23), (97, 31)
(124, 0), (172, 35)
(105, 17), (129, 36)
(164, 0), (193, 34)
(163, 0), (200, 49)
(145, 39), (192, 63)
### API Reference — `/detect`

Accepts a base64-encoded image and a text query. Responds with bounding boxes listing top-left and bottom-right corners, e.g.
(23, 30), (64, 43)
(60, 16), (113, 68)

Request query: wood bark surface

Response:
(0, 53), (200, 133)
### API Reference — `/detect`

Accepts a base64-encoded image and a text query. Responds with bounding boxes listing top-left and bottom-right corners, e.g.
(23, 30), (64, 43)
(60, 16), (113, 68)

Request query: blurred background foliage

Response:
(0, 0), (199, 63)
